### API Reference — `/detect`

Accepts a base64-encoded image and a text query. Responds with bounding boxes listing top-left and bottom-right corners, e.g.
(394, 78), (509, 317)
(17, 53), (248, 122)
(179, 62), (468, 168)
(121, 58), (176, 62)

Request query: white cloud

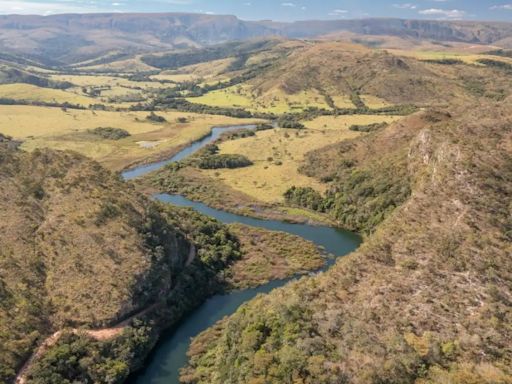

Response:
(281, 2), (296, 7)
(393, 3), (417, 9)
(330, 9), (348, 14)
(490, 4), (512, 10)
(418, 8), (466, 19)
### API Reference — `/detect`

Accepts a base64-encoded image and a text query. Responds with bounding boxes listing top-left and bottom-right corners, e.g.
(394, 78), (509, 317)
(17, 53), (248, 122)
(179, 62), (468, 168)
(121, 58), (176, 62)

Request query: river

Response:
(122, 125), (361, 384)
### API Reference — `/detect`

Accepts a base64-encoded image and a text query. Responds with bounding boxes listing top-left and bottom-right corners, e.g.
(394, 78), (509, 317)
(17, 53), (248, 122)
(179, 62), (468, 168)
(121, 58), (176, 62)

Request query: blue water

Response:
(122, 125), (257, 180)
(124, 124), (361, 384)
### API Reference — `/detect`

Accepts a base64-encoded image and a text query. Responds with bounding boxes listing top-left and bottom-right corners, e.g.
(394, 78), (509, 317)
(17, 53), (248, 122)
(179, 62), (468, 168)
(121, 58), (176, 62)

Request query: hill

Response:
(180, 101), (512, 383)
(0, 135), (250, 383)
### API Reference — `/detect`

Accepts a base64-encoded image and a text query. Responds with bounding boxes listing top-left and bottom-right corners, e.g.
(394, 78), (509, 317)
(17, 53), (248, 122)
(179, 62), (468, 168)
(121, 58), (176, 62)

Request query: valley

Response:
(0, 12), (511, 384)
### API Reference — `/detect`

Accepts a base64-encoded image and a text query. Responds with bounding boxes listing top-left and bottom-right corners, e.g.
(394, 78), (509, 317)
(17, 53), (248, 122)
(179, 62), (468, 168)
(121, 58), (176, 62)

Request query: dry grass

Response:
(0, 105), (260, 170)
(303, 114), (402, 130)
(331, 95), (356, 108)
(51, 74), (169, 89)
(360, 94), (393, 108)
(77, 55), (157, 72)
(152, 58), (235, 83)
(0, 83), (97, 105)
(188, 84), (331, 114)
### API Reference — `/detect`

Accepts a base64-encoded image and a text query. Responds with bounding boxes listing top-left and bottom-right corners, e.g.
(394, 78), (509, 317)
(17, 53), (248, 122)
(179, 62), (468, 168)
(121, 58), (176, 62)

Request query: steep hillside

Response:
(180, 102), (512, 383)
(0, 139), (193, 382)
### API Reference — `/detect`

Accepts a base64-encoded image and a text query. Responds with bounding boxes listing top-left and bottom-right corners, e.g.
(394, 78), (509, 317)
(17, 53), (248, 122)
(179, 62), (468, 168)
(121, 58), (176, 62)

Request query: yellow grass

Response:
(0, 105), (261, 170)
(331, 95), (355, 109)
(187, 84), (331, 114)
(78, 56), (157, 72)
(360, 95), (393, 108)
(152, 58), (235, 84)
(51, 74), (169, 90)
(0, 83), (97, 105)
(303, 114), (402, 130)
(150, 73), (197, 82)
(204, 114), (403, 203)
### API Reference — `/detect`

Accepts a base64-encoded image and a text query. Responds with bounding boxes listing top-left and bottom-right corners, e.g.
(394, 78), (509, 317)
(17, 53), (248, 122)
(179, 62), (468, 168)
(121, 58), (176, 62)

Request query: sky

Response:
(0, 0), (511, 22)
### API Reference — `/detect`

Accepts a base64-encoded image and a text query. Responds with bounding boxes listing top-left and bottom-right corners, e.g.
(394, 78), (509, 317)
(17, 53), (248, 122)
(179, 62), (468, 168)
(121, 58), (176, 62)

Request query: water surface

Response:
(125, 125), (361, 384)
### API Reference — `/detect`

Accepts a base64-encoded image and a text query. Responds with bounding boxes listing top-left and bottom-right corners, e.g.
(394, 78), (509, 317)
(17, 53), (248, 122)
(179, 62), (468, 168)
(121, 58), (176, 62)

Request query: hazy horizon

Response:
(0, 0), (511, 22)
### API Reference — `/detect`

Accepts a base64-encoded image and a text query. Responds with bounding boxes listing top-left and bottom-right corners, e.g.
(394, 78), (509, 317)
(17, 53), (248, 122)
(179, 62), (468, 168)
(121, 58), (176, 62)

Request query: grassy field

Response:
(0, 105), (261, 170)
(201, 115), (401, 203)
(151, 57), (235, 83)
(303, 114), (402, 130)
(187, 84), (331, 114)
(331, 95), (356, 108)
(0, 83), (97, 105)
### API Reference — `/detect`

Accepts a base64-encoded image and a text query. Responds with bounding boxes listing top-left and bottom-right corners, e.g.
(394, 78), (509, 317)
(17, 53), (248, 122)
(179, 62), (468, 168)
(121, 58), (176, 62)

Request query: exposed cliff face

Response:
(0, 142), (190, 382)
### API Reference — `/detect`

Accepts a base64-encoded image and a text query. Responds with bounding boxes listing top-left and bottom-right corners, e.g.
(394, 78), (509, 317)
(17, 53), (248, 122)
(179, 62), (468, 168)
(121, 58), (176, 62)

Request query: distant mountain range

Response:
(1, 13), (512, 65)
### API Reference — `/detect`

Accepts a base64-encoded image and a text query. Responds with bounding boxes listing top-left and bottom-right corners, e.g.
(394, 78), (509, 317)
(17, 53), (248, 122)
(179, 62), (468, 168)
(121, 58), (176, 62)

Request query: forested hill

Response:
(0, 13), (511, 65)
(0, 128), (257, 383)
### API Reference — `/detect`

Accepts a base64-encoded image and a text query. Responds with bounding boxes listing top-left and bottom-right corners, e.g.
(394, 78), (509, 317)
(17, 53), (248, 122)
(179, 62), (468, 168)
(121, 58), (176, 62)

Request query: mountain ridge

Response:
(1, 13), (512, 65)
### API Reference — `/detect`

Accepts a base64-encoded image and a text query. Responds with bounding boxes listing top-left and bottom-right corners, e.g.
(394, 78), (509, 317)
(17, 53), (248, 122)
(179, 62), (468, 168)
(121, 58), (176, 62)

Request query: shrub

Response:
(349, 122), (388, 133)
(89, 127), (131, 140)
(146, 112), (167, 123)
(198, 154), (253, 169)
(277, 115), (305, 129)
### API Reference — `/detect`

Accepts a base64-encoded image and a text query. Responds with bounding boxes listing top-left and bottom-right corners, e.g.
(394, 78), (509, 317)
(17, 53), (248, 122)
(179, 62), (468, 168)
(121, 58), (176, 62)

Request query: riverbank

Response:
(128, 194), (360, 384)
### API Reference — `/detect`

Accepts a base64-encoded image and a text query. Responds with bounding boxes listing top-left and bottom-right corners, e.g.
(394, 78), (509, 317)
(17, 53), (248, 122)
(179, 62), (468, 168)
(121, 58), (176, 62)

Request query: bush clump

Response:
(349, 122), (388, 133)
(277, 114), (305, 129)
(198, 154), (253, 169)
(89, 127), (131, 140)
(146, 112), (167, 123)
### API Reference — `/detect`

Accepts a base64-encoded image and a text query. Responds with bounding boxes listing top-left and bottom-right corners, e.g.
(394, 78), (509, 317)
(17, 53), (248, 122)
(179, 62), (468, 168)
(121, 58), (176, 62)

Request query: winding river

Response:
(122, 125), (361, 384)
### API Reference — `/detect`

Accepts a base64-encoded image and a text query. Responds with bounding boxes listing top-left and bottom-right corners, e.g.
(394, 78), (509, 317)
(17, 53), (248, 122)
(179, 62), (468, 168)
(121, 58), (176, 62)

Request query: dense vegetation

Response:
(423, 58), (464, 65)
(146, 112), (167, 123)
(198, 153), (253, 169)
(184, 144), (253, 170)
(349, 122), (388, 132)
(89, 127), (131, 140)
(281, 113), (433, 234)
(277, 114), (306, 129)
(477, 58), (512, 73)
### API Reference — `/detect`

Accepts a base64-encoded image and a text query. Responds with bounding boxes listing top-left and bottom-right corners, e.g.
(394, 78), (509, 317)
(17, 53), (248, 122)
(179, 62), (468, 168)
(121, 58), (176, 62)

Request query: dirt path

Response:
(15, 244), (196, 384)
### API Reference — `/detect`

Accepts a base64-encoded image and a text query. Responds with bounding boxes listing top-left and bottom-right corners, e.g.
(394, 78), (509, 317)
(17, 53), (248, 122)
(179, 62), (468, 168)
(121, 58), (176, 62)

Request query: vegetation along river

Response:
(122, 125), (362, 384)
